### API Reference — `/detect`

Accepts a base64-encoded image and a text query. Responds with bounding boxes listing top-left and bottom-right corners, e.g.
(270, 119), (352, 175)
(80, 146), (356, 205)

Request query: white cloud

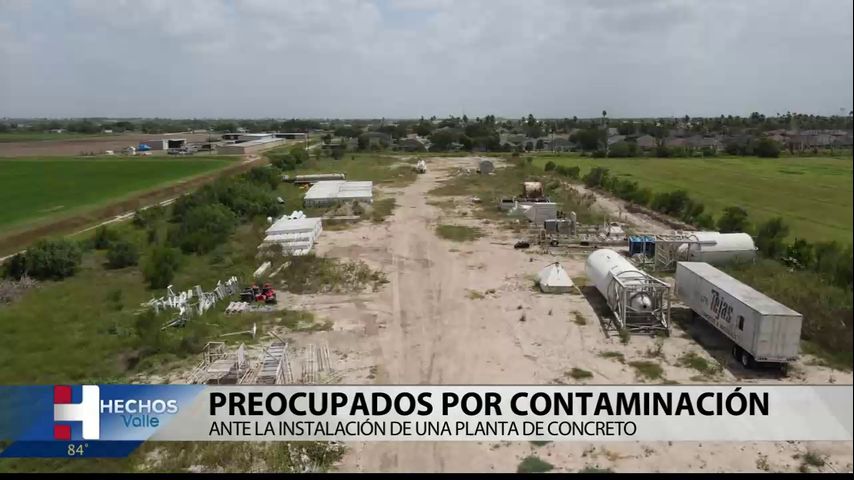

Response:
(0, 0), (851, 117)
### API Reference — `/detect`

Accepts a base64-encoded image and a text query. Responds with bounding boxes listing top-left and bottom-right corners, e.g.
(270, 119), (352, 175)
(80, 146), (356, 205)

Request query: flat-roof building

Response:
(218, 137), (287, 155)
(303, 180), (373, 207)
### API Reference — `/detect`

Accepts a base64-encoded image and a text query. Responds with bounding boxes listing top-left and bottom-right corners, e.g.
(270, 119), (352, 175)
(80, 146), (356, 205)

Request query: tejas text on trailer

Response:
(675, 262), (803, 368)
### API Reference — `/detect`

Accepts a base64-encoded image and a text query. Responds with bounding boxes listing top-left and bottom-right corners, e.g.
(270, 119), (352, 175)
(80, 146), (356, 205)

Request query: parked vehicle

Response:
(675, 262), (802, 368)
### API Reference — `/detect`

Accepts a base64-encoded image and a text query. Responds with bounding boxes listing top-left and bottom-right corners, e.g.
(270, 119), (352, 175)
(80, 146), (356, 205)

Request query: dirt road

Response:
(249, 156), (850, 473)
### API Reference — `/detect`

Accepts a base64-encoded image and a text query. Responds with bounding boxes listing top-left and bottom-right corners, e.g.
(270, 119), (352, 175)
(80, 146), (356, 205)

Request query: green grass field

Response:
(532, 155), (853, 244)
(0, 156), (234, 232)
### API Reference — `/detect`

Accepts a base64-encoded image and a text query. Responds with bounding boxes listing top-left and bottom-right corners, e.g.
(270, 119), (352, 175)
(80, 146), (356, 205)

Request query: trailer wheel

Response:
(731, 344), (739, 360)
(740, 351), (754, 369)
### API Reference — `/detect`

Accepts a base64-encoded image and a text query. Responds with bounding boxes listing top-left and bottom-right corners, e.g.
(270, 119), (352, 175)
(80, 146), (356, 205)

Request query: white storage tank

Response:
(586, 249), (652, 312)
(678, 232), (756, 265)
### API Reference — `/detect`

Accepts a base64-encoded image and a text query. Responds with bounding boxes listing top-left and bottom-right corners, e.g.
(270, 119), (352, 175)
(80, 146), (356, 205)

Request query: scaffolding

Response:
(257, 342), (290, 384)
(608, 271), (671, 335)
(188, 342), (252, 384)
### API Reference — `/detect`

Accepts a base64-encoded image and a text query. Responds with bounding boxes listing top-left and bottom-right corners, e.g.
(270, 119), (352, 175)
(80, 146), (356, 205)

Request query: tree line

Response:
(2, 163), (290, 288)
(546, 163), (853, 290)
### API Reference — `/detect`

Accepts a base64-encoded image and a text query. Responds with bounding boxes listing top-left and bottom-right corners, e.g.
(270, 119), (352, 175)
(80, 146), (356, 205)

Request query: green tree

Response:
(22, 239), (82, 280)
(651, 190), (690, 216)
(143, 246), (181, 289)
(106, 240), (140, 269)
(717, 206), (751, 233)
(571, 128), (605, 151)
(755, 217), (790, 259)
(754, 137), (781, 158)
(583, 167), (610, 188)
(171, 204), (237, 254)
(2, 253), (27, 280)
(784, 238), (814, 269)
(246, 166), (281, 189)
(93, 225), (114, 249)
(134, 309), (163, 353)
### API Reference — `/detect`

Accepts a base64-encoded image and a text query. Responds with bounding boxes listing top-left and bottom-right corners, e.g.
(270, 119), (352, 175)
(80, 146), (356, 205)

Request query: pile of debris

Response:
(0, 275), (38, 305)
(141, 276), (241, 328)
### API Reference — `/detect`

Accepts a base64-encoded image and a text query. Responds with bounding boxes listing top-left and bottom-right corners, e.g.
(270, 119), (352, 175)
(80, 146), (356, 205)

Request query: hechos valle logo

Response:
(53, 385), (100, 440)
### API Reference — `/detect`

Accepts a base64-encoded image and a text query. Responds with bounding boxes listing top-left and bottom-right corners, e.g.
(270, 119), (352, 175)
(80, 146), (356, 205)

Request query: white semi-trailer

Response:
(675, 261), (802, 368)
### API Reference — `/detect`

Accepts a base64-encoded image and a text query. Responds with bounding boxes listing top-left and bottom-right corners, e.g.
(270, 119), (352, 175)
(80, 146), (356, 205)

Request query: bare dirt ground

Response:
(170, 156), (852, 473)
(0, 133), (213, 157)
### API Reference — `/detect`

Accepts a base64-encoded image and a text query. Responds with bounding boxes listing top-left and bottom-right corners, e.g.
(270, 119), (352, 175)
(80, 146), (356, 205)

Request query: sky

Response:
(0, 0), (852, 119)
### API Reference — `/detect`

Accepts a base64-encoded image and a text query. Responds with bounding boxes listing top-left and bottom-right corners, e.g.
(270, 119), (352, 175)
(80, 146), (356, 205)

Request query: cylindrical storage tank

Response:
(585, 249), (653, 312)
(678, 232), (756, 265)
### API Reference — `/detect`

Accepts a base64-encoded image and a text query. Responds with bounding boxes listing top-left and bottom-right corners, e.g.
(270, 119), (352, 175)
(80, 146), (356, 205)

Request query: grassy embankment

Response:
(0, 153), (407, 472)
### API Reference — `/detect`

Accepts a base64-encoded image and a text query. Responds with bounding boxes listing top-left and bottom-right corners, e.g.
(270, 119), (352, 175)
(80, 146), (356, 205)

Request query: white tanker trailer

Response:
(585, 249), (671, 334)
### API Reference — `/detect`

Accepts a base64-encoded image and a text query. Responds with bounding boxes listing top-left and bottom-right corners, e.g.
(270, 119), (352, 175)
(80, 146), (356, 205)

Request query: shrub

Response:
(812, 241), (853, 289)
(583, 167), (610, 188)
(269, 152), (298, 171)
(717, 206), (751, 233)
(132, 205), (166, 229)
(93, 225), (117, 249)
(608, 141), (638, 157)
(143, 246), (181, 289)
(629, 360), (664, 380)
(21, 239), (82, 280)
(651, 190), (690, 216)
(755, 217), (790, 259)
(106, 240), (139, 269)
(2, 253), (27, 280)
(754, 137), (781, 158)
(784, 238), (814, 270)
(245, 166), (281, 189)
(170, 203), (237, 254)
(544, 160), (556, 172)
(517, 456), (554, 473)
(567, 368), (593, 380)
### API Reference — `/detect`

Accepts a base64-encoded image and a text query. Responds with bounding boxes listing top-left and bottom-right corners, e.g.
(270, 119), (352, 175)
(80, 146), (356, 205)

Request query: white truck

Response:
(675, 261), (802, 368)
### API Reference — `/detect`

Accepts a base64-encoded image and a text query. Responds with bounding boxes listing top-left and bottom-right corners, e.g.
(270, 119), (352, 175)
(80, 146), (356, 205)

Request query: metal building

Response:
(303, 180), (373, 207)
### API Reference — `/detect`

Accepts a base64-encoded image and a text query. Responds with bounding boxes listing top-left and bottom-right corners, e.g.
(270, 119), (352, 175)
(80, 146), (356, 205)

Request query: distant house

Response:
(607, 127), (619, 136)
(607, 135), (626, 146)
(499, 133), (527, 149)
(684, 135), (722, 152)
(49, 128), (65, 134)
(833, 132), (853, 147)
(361, 131), (392, 148)
(699, 136), (723, 151)
(636, 134), (657, 150)
(102, 129), (113, 134)
(399, 137), (429, 152)
(766, 133), (787, 145)
(551, 137), (574, 152)
(664, 137), (688, 148)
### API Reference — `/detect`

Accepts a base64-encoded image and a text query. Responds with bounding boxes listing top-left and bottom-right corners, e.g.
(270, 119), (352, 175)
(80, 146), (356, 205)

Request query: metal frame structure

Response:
(631, 232), (715, 272)
(188, 342), (252, 384)
(257, 342), (290, 384)
(608, 270), (671, 334)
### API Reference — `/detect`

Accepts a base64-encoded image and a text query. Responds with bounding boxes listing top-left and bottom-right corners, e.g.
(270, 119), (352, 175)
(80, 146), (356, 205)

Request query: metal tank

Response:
(585, 249), (671, 334)
(677, 232), (756, 265)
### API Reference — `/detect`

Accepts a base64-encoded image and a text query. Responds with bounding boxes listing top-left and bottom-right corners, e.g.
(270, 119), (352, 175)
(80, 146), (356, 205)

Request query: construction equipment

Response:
(239, 283), (278, 304)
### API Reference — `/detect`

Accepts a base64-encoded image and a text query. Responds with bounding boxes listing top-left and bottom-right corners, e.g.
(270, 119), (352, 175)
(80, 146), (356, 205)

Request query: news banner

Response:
(0, 385), (851, 458)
